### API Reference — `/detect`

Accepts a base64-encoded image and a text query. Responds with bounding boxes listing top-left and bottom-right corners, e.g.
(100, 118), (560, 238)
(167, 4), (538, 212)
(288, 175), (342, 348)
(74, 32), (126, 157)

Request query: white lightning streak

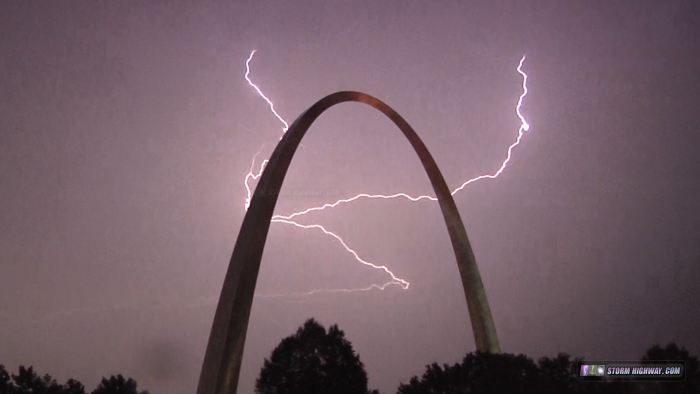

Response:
(272, 55), (530, 221)
(256, 282), (403, 299)
(244, 151), (267, 210)
(271, 218), (409, 289)
(245, 50), (289, 133)
(243, 50), (405, 295)
(243, 50), (530, 297)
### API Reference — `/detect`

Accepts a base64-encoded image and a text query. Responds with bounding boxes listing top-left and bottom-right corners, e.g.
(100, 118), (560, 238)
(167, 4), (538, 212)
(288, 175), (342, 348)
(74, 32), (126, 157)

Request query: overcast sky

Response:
(1, 1), (699, 393)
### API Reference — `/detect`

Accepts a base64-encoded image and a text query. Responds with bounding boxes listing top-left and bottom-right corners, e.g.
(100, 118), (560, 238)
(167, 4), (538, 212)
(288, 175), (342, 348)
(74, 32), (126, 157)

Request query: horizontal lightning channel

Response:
(273, 55), (530, 221)
(243, 50), (408, 295)
(256, 282), (403, 299)
(243, 50), (530, 297)
(27, 53), (529, 320)
(271, 218), (409, 289)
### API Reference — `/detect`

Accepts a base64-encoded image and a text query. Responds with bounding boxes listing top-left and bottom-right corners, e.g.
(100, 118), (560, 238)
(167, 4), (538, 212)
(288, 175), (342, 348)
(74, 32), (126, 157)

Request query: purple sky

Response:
(1, 1), (699, 393)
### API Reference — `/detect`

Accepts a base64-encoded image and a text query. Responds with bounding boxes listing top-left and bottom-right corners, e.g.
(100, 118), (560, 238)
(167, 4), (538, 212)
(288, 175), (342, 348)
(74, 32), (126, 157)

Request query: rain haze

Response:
(1, 1), (699, 393)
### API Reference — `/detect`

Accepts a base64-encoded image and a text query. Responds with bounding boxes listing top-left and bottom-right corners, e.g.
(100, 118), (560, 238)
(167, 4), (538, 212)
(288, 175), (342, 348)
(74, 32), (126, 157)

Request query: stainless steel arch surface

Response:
(197, 91), (500, 394)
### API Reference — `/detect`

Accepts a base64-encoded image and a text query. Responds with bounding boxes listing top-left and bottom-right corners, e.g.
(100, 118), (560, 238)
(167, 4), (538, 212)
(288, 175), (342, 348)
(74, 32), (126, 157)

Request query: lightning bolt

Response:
(269, 219), (409, 290)
(244, 50), (530, 297)
(273, 56), (530, 220)
(244, 150), (267, 211)
(256, 282), (401, 299)
(244, 50), (408, 296)
(245, 50), (289, 133)
(23, 52), (529, 323)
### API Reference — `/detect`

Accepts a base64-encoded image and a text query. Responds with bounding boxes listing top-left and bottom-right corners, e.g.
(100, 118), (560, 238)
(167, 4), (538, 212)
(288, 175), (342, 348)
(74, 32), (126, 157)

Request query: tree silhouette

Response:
(398, 352), (540, 394)
(0, 364), (150, 394)
(2, 341), (696, 394)
(90, 375), (148, 394)
(0, 365), (87, 394)
(0, 365), (11, 393)
(536, 353), (582, 394)
(398, 343), (699, 394)
(62, 379), (87, 394)
(635, 342), (700, 394)
(0, 365), (149, 394)
(255, 318), (377, 394)
(8, 365), (65, 394)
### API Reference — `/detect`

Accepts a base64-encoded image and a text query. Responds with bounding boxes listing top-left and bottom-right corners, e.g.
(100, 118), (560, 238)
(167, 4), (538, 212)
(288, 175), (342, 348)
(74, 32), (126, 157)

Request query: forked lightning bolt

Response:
(244, 50), (530, 297)
(273, 56), (530, 220)
(29, 51), (528, 321)
(243, 50), (410, 296)
(244, 151), (267, 211)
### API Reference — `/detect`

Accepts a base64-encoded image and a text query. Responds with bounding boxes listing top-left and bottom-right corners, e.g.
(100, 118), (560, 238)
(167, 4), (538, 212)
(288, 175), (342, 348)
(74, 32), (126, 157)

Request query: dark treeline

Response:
(257, 319), (700, 394)
(3, 319), (698, 394)
(397, 343), (699, 394)
(0, 366), (148, 394)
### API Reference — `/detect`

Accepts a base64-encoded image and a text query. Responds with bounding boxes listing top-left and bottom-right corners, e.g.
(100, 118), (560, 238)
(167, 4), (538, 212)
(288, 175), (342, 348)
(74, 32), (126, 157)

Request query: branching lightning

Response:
(244, 151), (267, 211)
(272, 56), (531, 220)
(31, 52), (529, 321)
(270, 219), (409, 289)
(244, 50), (530, 297)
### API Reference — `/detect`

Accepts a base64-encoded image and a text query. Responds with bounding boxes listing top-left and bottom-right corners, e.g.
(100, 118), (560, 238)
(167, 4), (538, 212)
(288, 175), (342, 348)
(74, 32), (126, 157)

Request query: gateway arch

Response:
(197, 91), (500, 394)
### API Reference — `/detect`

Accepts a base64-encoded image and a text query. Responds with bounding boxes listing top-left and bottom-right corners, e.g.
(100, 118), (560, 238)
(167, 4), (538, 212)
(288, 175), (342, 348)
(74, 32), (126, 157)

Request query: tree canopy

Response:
(398, 342), (699, 394)
(0, 365), (146, 394)
(398, 352), (541, 394)
(256, 318), (378, 394)
(0, 365), (83, 394)
(91, 375), (148, 394)
(2, 336), (696, 394)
